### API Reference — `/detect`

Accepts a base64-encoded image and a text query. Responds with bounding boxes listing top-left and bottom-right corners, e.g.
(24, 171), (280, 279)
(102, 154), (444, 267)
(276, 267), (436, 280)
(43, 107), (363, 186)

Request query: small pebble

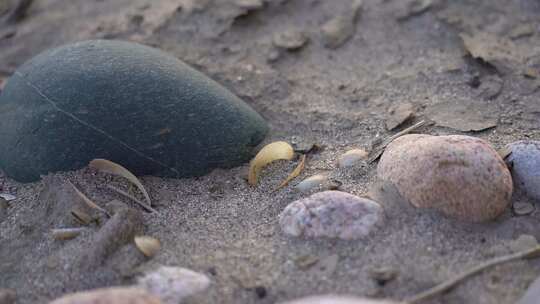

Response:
(49, 287), (160, 304)
(513, 201), (535, 216)
(506, 141), (540, 202)
(385, 103), (414, 130)
(273, 28), (309, 50)
(338, 149), (368, 168)
(295, 174), (328, 193)
(378, 134), (512, 222)
(234, 0), (263, 10)
(137, 266), (210, 304)
(279, 191), (384, 240)
(279, 295), (399, 304)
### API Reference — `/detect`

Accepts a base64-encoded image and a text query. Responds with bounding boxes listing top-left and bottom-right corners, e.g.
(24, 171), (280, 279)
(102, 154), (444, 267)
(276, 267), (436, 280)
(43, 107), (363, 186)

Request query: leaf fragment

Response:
(106, 185), (156, 213)
(134, 236), (161, 258)
(276, 154), (306, 190)
(69, 181), (111, 217)
(248, 141), (295, 186)
(89, 159), (152, 211)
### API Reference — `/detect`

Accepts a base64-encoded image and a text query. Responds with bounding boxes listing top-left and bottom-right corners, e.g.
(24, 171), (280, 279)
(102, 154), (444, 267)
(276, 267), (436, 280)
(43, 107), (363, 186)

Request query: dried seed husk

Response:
(276, 154), (306, 190)
(52, 227), (85, 240)
(89, 159), (152, 211)
(248, 141), (295, 186)
(69, 181), (111, 217)
(71, 207), (93, 225)
(134, 236), (161, 258)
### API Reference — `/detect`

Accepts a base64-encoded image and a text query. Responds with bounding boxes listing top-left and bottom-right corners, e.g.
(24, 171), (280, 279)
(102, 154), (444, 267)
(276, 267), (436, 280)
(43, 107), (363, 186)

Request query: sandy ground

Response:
(2, 0), (540, 303)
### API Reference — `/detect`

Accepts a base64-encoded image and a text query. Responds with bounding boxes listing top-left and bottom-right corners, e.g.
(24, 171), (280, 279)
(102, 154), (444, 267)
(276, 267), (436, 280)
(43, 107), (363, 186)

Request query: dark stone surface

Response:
(0, 40), (268, 182)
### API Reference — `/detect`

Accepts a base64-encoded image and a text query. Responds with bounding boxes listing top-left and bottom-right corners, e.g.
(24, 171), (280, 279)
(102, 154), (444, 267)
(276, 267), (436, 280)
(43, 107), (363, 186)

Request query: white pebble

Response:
(279, 191), (384, 240)
(295, 174), (328, 193)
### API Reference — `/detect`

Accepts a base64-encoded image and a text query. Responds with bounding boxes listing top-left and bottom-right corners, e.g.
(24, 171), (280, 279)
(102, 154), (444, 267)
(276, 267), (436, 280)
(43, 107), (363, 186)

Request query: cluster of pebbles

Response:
(279, 135), (540, 241)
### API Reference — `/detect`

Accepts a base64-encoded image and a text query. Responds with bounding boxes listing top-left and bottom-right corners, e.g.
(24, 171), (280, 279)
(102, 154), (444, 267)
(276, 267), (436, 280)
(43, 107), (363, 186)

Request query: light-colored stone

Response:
(506, 141), (540, 202)
(137, 266), (210, 304)
(273, 28), (309, 50)
(49, 287), (160, 304)
(295, 175), (328, 193)
(338, 149), (368, 168)
(279, 295), (398, 304)
(279, 191), (384, 240)
(377, 134), (513, 222)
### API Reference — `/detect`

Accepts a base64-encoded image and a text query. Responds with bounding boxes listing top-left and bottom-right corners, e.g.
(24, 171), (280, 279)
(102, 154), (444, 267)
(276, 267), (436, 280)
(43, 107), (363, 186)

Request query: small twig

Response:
(368, 120), (430, 164)
(106, 185), (157, 213)
(406, 245), (540, 304)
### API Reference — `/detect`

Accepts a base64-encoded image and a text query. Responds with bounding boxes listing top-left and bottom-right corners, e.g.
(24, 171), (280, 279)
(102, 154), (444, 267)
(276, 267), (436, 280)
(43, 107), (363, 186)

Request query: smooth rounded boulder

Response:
(377, 134), (512, 222)
(0, 40), (268, 182)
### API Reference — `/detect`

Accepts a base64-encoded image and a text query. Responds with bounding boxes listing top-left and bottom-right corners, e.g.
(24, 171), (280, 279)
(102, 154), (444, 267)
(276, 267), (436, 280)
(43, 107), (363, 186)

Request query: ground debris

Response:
(385, 102), (415, 130)
(320, 0), (363, 49)
(273, 28), (309, 50)
(460, 31), (528, 75)
(426, 101), (497, 132)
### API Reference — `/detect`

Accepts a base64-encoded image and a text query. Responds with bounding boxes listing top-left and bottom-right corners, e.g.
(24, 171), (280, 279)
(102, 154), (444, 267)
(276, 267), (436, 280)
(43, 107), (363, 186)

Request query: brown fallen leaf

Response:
(89, 159), (152, 212)
(275, 154), (306, 190)
(248, 141), (295, 186)
(69, 181), (111, 217)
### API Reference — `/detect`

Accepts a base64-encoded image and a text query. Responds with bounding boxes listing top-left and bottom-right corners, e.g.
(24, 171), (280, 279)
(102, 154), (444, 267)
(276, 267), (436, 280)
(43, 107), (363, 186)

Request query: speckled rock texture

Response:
(0, 40), (268, 182)
(279, 295), (398, 304)
(49, 287), (160, 304)
(377, 134), (513, 222)
(506, 140), (540, 202)
(279, 191), (384, 240)
(137, 266), (210, 304)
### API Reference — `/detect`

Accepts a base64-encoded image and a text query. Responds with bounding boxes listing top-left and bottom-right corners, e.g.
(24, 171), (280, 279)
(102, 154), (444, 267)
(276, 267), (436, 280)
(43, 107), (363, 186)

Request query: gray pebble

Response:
(273, 28), (309, 50)
(506, 141), (540, 202)
(338, 149), (368, 168)
(279, 191), (384, 240)
(518, 275), (540, 304)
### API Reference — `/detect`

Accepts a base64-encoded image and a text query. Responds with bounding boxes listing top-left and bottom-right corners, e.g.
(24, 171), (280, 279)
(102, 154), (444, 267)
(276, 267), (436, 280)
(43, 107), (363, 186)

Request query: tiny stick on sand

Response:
(406, 245), (540, 303)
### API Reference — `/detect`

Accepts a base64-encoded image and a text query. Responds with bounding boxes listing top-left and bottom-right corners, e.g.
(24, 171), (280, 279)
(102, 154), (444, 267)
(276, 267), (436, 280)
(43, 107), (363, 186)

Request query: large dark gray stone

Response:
(0, 40), (268, 182)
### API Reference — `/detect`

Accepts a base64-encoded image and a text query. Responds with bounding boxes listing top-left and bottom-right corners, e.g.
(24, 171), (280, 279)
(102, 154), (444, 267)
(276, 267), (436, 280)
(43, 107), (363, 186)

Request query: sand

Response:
(1, 0), (540, 303)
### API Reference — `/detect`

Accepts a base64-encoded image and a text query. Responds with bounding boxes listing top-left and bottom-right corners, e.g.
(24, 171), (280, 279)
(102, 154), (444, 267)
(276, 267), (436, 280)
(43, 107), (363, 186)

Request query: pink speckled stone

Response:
(377, 134), (512, 222)
(279, 191), (384, 240)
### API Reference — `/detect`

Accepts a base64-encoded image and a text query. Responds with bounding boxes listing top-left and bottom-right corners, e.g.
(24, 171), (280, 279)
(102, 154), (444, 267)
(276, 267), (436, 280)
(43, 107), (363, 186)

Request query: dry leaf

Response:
(106, 185), (157, 213)
(71, 207), (93, 225)
(248, 141), (295, 186)
(89, 159), (152, 212)
(134, 236), (161, 258)
(69, 181), (111, 217)
(51, 227), (85, 240)
(276, 154), (306, 190)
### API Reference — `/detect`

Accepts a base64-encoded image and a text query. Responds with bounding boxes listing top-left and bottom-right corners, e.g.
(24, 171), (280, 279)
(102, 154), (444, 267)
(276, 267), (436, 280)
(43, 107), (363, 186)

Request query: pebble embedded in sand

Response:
(279, 295), (399, 304)
(279, 191), (384, 240)
(137, 266), (210, 304)
(49, 287), (160, 304)
(377, 134), (513, 222)
(295, 174), (329, 193)
(0, 40), (268, 182)
(320, 0), (363, 49)
(273, 28), (309, 50)
(505, 141), (540, 202)
(338, 149), (368, 168)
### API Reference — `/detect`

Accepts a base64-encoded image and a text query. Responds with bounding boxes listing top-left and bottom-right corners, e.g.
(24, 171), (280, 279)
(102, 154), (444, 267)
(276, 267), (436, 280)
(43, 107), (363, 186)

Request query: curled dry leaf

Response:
(69, 181), (111, 217)
(52, 227), (85, 240)
(248, 141), (295, 186)
(276, 154), (306, 190)
(89, 159), (153, 212)
(106, 185), (157, 213)
(134, 236), (161, 258)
